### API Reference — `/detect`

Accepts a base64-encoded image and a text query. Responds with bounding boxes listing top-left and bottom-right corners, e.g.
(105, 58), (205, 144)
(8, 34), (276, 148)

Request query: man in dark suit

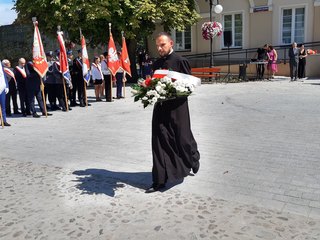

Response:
(2, 59), (20, 116)
(146, 32), (200, 193)
(14, 58), (30, 117)
(289, 42), (299, 81)
(72, 50), (85, 107)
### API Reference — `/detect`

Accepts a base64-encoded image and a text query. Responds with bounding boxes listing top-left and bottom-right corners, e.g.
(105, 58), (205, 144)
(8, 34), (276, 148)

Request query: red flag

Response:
(32, 21), (48, 78)
(57, 31), (71, 82)
(81, 35), (91, 83)
(107, 34), (121, 76)
(121, 35), (131, 77)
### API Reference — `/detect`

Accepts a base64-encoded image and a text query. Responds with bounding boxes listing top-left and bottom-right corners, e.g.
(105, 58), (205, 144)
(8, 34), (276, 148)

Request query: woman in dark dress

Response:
(298, 44), (308, 79)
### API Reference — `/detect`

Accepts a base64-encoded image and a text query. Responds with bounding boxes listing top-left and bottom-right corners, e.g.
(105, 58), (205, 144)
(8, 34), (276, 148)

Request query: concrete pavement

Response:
(1, 78), (320, 239)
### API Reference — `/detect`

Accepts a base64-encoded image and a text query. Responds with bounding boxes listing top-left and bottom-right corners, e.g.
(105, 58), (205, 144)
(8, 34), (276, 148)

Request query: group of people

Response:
(254, 42), (309, 80)
(289, 42), (308, 81)
(1, 32), (201, 195)
(254, 44), (278, 79)
(0, 49), (127, 127)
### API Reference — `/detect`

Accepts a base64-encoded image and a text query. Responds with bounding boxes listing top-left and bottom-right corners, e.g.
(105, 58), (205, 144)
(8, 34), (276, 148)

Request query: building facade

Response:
(148, 0), (320, 77)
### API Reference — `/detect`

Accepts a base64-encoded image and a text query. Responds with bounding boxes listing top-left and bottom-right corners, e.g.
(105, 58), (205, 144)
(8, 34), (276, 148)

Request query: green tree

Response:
(14, 0), (199, 80)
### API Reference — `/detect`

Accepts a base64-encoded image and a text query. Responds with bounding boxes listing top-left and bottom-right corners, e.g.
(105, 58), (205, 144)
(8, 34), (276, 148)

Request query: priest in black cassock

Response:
(145, 32), (200, 193)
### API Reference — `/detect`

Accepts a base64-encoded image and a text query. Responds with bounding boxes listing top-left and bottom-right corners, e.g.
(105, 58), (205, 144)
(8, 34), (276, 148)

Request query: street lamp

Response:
(206, 0), (223, 67)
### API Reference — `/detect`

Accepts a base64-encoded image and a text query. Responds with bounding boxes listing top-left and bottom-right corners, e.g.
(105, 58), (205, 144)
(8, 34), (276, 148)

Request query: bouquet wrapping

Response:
(132, 70), (201, 108)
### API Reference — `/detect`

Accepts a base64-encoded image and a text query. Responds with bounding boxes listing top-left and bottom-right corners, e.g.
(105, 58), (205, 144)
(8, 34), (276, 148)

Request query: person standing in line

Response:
(25, 62), (52, 117)
(2, 59), (20, 116)
(298, 44), (308, 79)
(101, 52), (113, 102)
(14, 58), (30, 117)
(0, 61), (10, 126)
(72, 50), (86, 107)
(114, 52), (124, 99)
(145, 32), (200, 193)
(99, 54), (105, 98)
(91, 56), (104, 101)
(267, 45), (278, 79)
(289, 42), (299, 81)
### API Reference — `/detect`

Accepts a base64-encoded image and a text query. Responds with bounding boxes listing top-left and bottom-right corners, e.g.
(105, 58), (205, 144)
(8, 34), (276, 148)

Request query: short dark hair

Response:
(103, 51), (108, 57)
(156, 32), (172, 40)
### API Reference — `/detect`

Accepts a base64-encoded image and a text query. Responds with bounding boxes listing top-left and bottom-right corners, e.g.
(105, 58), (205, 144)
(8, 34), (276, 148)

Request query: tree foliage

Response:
(14, 0), (199, 45)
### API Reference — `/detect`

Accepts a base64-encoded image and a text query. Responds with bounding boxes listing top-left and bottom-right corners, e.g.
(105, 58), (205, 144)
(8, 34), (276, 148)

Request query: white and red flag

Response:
(32, 21), (48, 78)
(107, 33), (121, 76)
(120, 35), (131, 77)
(81, 35), (90, 83)
(57, 31), (71, 84)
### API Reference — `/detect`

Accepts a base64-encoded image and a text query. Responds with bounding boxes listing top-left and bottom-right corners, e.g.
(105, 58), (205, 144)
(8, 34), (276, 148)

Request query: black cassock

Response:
(151, 51), (200, 184)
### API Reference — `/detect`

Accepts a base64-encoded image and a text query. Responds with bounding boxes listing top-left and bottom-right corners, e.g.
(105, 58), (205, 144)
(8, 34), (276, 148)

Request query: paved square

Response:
(1, 79), (320, 239)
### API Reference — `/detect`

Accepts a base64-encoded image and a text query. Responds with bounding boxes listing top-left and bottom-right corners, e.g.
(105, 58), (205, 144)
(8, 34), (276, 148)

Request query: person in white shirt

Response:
(91, 57), (104, 101)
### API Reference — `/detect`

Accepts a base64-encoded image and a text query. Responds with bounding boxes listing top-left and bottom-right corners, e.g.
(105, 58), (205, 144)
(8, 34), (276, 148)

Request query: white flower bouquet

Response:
(131, 70), (201, 108)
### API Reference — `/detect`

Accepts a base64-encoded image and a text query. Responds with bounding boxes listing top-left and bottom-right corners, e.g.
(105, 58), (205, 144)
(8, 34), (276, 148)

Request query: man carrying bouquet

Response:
(145, 32), (200, 193)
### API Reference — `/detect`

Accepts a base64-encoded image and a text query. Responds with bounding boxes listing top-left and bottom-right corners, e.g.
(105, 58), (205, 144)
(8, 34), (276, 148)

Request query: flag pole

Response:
(109, 23), (113, 100)
(58, 25), (69, 112)
(33, 17), (47, 118)
(121, 31), (126, 99)
(0, 104), (4, 128)
(80, 28), (88, 107)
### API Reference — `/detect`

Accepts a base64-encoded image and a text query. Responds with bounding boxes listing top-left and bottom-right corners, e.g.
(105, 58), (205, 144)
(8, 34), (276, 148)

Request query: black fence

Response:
(184, 41), (320, 68)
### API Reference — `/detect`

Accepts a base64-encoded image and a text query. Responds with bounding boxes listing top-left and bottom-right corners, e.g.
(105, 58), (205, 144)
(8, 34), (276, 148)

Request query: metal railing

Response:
(184, 41), (320, 67)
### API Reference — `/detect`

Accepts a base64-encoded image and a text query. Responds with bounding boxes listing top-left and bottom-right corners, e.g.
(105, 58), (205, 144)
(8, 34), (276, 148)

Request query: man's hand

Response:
(5, 88), (9, 94)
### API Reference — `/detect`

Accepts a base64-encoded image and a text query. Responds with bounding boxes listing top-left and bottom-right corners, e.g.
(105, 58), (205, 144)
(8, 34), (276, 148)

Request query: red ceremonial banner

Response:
(121, 36), (131, 77)
(32, 22), (48, 78)
(107, 34), (121, 76)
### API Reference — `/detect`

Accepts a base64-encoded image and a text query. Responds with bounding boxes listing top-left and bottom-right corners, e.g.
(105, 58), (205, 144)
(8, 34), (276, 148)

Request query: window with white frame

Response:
(282, 7), (305, 44)
(172, 27), (191, 51)
(223, 13), (243, 48)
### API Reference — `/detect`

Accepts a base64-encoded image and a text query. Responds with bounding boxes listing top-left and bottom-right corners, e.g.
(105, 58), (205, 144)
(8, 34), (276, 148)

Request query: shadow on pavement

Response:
(72, 169), (185, 197)
(72, 169), (151, 197)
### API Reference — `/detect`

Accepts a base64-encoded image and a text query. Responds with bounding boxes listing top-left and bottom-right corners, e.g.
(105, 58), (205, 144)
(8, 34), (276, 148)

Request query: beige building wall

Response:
(249, 11), (272, 47)
(147, 0), (320, 77)
(314, 6), (320, 41)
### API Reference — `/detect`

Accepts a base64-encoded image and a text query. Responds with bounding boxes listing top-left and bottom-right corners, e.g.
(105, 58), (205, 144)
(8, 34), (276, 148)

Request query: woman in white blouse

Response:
(91, 57), (104, 101)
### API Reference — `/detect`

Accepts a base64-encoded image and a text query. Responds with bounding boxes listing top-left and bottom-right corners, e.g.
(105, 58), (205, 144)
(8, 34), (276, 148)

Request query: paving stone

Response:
(1, 81), (320, 238)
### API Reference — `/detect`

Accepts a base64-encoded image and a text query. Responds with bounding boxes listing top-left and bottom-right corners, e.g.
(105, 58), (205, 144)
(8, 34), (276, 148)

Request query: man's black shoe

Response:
(4, 122), (11, 127)
(145, 183), (166, 193)
(80, 104), (85, 107)
(22, 113), (27, 117)
(192, 161), (200, 174)
(33, 113), (40, 118)
(14, 110), (21, 114)
(42, 112), (53, 116)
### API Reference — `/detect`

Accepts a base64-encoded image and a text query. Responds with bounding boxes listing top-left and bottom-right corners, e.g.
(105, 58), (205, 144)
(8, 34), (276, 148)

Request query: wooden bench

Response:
(191, 67), (221, 80)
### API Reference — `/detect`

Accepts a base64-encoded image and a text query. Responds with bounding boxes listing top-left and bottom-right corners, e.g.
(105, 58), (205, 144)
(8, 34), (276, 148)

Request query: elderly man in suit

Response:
(2, 59), (20, 116)
(289, 42), (299, 81)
